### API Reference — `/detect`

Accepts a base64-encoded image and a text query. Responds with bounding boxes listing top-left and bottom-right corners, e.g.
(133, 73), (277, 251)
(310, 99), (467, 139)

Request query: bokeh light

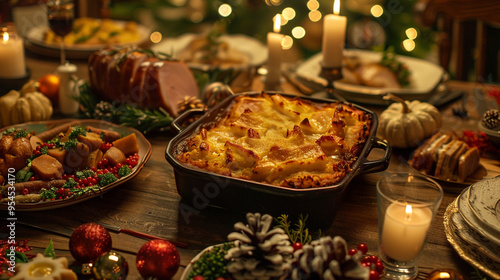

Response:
(266, 0), (283, 6)
(281, 35), (293, 50)
(406, 28), (418, 39)
(307, 0), (320, 11)
(218, 4), (232, 17)
(371, 5), (383, 17)
(292, 26), (306, 39)
(308, 10), (322, 22)
(191, 12), (204, 22)
(403, 39), (415, 51)
(282, 7), (296, 20)
(150, 31), (162, 43)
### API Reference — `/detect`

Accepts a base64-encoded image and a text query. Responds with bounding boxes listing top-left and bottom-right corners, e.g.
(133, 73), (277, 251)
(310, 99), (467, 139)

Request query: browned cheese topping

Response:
(177, 94), (372, 189)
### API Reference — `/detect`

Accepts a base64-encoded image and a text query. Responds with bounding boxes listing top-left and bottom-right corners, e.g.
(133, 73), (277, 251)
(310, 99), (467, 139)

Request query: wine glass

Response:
(47, 0), (74, 65)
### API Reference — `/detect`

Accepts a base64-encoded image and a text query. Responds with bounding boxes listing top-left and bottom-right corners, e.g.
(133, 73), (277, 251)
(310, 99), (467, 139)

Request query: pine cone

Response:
(93, 101), (114, 121)
(482, 109), (500, 129)
(177, 96), (204, 115)
(202, 82), (234, 109)
(225, 213), (294, 280)
(286, 236), (369, 280)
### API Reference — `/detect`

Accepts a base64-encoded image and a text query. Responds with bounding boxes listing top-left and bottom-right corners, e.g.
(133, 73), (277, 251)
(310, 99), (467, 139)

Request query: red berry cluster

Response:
(33, 142), (55, 156)
(348, 243), (385, 280)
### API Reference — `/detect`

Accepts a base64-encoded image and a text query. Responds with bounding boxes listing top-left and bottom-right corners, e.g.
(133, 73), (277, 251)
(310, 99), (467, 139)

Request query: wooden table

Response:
(6, 54), (500, 279)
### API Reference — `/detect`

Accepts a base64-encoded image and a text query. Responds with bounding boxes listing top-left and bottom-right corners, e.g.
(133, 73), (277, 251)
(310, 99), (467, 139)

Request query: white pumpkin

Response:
(378, 94), (442, 148)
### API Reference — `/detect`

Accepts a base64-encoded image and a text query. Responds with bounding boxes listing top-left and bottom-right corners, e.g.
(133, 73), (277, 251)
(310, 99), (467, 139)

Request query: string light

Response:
(149, 31), (162, 43)
(281, 35), (293, 50)
(218, 4), (232, 17)
(406, 28), (418, 40)
(307, 0), (319, 11)
(371, 5), (383, 18)
(282, 7), (296, 20)
(403, 39), (415, 51)
(292, 26), (306, 39)
(308, 10), (322, 22)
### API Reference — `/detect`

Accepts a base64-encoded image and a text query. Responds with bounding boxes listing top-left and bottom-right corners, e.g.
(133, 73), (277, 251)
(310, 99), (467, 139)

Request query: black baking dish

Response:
(165, 92), (391, 227)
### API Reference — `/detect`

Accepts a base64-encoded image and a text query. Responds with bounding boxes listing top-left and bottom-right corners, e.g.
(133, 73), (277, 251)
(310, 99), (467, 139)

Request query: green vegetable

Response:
(13, 130), (28, 139)
(2, 127), (15, 135)
(98, 173), (118, 186)
(63, 139), (78, 150)
(68, 126), (87, 139)
(118, 165), (131, 177)
(380, 46), (411, 87)
(75, 169), (96, 179)
(40, 187), (58, 200)
(62, 178), (78, 189)
(187, 243), (233, 280)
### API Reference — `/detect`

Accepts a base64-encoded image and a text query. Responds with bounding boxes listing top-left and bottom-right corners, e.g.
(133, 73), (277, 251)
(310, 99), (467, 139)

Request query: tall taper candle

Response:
(266, 14), (284, 85)
(321, 0), (347, 68)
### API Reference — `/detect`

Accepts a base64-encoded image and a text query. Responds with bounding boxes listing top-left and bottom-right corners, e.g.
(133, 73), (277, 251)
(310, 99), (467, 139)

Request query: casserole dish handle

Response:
(358, 137), (392, 175)
(170, 108), (206, 134)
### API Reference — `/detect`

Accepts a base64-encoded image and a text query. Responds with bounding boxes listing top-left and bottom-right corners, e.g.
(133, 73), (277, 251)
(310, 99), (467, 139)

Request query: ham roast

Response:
(88, 47), (199, 117)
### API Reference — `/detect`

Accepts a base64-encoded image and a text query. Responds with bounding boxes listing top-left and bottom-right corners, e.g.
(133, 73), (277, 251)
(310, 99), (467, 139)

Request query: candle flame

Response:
(439, 272), (451, 279)
(405, 204), (412, 222)
(273, 14), (281, 33)
(333, 0), (340, 15)
(2, 32), (9, 42)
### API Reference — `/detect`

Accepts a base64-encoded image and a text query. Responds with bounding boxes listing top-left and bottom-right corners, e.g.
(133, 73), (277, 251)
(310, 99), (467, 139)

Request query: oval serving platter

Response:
(0, 119), (152, 211)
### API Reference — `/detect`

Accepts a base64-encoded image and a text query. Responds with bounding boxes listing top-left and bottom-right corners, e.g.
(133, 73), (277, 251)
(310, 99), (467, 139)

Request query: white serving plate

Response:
(295, 49), (446, 105)
(25, 20), (150, 59)
(444, 200), (500, 279)
(467, 176), (500, 234)
(457, 187), (500, 246)
(151, 33), (267, 71)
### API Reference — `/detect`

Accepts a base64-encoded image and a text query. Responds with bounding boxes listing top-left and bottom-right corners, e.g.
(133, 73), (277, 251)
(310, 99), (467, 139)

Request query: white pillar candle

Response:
(381, 202), (433, 261)
(0, 27), (26, 78)
(57, 63), (79, 115)
(321, 0), (346, 68)
(266, 14), (284, 85)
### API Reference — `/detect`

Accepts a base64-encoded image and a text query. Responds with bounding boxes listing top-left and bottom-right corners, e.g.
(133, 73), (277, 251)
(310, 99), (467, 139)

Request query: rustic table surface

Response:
(5, 53), (500, 280)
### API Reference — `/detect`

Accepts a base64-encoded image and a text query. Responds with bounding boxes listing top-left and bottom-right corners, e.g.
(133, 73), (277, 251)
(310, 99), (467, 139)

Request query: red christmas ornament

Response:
(136, 239), (180, 280)
(69, 223), (112, 263)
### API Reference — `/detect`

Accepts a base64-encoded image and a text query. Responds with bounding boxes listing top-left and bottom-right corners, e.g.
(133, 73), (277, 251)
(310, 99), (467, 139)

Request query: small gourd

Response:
(378, 94), (442, 148)
(0, 80), (53, 127)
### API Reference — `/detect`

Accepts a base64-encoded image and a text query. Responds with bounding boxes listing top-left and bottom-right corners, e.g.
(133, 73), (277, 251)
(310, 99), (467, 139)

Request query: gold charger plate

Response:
(444, 199), (500, 279)
(0, 119), (152, 211)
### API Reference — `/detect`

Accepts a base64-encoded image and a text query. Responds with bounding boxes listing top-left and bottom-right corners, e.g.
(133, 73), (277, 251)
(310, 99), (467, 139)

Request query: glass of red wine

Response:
(47, 0), (74, 65)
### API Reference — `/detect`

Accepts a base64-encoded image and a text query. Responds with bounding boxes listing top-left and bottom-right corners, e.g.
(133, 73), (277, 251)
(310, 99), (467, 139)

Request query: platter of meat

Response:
(151, 33), (267, 71)
(294, 49), (446, 105)
(408, 132), (500, 187)
(0, 119), (151, 211)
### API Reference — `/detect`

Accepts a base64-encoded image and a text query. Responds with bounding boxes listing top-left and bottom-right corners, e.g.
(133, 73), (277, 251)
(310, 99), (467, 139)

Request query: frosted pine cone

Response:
(482, 109), (500, 129)
(225, 213), (294, 280)
(93, 101), (114, 121)
(286, 236), (369, 280)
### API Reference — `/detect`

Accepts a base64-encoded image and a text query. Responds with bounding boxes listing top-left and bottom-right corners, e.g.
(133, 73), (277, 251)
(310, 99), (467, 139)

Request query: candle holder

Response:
(319, 65), (345, 101)
(376, 173), (443, 280)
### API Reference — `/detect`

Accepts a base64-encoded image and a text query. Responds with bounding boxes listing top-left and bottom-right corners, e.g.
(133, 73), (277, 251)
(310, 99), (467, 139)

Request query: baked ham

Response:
(88, 47), (199, 117)
(410, 132), (481, 182)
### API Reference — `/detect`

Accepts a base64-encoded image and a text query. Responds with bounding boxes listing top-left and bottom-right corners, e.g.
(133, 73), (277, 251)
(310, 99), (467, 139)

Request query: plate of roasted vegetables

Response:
(0, 119), (151, 211)
(295, 48), (446, 105)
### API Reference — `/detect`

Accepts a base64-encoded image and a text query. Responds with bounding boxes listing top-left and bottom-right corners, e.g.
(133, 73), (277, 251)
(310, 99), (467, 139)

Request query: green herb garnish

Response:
(274, 214), (321, 244)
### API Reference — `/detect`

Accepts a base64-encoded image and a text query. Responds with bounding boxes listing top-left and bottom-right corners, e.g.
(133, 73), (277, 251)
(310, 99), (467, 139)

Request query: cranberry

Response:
(369, 270), (380, 280)
(292, 242), (303, 251)
(348, 248), (358, 256)
(22, 188), (29, 195)
(192, 276), (205, 280)
(357, 243), (368, 255)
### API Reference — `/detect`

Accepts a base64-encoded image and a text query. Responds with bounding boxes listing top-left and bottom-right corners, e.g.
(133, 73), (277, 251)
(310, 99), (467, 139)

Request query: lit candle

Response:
(266, 14), (284, 85)
(0, 26), (26, 78)
(381, 202), (433, 261)
(321, 0), (347, 68)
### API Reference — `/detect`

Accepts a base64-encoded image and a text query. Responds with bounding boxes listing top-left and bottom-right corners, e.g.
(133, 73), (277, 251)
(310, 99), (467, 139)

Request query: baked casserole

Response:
(176, 93), (372, 188)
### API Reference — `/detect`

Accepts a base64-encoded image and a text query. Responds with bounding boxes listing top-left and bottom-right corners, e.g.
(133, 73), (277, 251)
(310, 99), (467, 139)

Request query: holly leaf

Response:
(44, 239), (56, 259)
(5, 250), (28, 263)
